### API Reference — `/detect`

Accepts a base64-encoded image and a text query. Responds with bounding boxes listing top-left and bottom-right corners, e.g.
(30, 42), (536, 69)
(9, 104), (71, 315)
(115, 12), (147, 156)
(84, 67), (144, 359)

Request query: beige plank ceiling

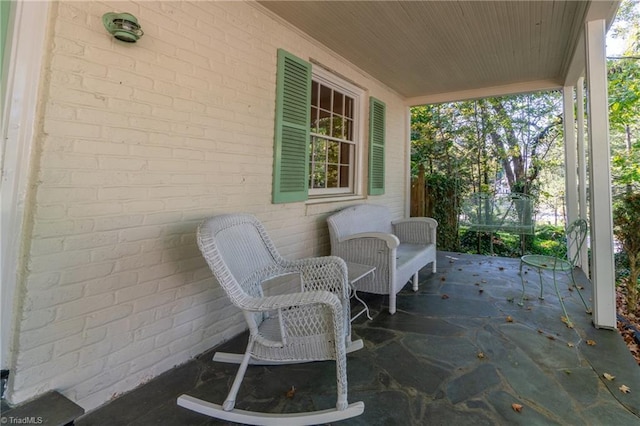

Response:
(258, 1), (618, 103)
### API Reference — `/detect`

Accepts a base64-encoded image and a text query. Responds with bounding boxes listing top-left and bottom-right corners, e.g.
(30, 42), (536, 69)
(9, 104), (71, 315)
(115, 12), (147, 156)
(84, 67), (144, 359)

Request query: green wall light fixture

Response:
(102, 12), (143, 43)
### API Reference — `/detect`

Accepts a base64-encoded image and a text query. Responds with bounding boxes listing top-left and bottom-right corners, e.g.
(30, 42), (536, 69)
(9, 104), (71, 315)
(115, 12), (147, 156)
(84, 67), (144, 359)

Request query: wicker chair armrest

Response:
(240, 290), (343, 315)
(331, 235), (396, 282)
(339, 232), (400, 249)
(280, 256), (350, 299)
(392, 217), (438, 244)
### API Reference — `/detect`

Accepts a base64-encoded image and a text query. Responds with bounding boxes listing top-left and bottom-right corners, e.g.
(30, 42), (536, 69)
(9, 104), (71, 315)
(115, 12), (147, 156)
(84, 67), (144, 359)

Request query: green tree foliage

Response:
(423, 172), (464, 251)
(613, 193), (640, 315)
(412, 92), (563, 199)
(411, 92), (564, 253)
(608, 0), (640, 192)
(609, 0), (640, 314)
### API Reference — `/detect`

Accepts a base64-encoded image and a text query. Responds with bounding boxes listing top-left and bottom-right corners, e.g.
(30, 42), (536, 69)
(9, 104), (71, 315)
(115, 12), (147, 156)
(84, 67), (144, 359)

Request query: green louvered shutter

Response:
(368, 97), (386, 195)
(272, 49), (311, 204)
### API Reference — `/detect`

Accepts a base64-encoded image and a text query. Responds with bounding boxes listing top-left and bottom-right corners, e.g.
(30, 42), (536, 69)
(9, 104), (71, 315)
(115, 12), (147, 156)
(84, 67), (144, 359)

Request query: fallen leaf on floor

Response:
(477, 352), (485, 359)
(537, 329), (544, 334)
(564, 370), (571, 375)
(587, 340), (597, 346)
(567, 342), (575, 348)
(511, 403), (523, 413)
(619, 385), (631, 394)
(286, 385), (296, 398)
(506, 316), (514, 323)
(603, 373), (615, 381)
(546, 335), (556, 340)
(441, 294), (449, 299)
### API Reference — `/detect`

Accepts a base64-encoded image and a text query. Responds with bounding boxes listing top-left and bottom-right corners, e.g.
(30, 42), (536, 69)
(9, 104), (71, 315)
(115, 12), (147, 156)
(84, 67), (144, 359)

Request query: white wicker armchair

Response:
(328, 204), (437, 314)
(177, 213), (364, 425)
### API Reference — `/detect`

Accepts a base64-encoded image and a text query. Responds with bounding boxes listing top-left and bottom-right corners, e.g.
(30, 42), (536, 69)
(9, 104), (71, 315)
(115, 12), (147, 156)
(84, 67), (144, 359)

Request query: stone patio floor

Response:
(77, 251), (640, 425)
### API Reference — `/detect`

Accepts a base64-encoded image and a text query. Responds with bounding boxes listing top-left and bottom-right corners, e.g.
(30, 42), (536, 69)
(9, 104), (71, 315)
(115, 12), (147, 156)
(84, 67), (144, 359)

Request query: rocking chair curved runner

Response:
(518, 218), (592, 328)
(177, 214), (364, 425)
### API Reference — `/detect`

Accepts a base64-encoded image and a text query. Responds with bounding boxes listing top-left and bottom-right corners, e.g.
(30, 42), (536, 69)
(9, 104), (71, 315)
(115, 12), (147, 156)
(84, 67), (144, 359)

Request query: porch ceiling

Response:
(258, 1), (619, 104)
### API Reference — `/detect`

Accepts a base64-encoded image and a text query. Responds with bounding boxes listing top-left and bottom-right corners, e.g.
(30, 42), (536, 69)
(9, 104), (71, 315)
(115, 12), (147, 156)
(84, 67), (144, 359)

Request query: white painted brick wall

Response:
(9, 0), (409, 411)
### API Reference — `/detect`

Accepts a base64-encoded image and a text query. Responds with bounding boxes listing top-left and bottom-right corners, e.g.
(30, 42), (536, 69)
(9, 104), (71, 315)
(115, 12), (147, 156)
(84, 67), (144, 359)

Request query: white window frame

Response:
(308, 67), (365, 199)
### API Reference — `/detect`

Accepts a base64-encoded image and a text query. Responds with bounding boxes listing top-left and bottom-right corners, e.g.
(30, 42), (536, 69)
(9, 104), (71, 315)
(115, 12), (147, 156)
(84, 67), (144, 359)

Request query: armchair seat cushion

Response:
(327, 204), (438, 314)
(397, 243), (436, 277)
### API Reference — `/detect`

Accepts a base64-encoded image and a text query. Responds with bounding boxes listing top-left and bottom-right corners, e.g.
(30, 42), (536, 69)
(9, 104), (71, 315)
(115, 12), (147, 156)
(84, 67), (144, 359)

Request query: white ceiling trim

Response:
(406, 78), (561, 107)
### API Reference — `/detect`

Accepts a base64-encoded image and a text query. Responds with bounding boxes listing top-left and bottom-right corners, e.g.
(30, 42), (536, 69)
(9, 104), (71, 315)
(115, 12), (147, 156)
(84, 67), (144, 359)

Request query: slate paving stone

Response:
(335, 390), (414, 425)
(354, 325), (400, 345)
(398, 294), (501, 318)
(488, 390), (562, 426)
(475, 326), (519, 361)
(374, 342), (450, 394)
(402, 333), (479, 369)
(581, 399), (640, 425)
(420, 399), (495, 426)
(446, 363), (501, 404)
(500, 324), (582, 370)
(75, 251), (640, 426)
(371, 314), (466, 336)
(493, 345), (583, 423)
(552, 367), (600, 406)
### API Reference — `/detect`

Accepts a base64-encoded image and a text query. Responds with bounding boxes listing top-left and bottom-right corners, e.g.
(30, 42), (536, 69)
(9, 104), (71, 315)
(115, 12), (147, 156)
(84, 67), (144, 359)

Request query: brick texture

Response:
(9, 0), (408, 410)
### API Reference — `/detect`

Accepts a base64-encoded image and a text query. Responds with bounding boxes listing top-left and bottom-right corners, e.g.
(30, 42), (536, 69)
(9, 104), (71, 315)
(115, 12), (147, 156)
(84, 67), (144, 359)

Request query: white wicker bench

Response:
(327, 204), (437, 314)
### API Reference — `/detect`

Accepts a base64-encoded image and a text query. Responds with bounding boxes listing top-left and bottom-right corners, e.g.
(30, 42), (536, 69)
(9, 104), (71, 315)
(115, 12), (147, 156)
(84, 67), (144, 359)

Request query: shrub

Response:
(613, 192), (640, 315)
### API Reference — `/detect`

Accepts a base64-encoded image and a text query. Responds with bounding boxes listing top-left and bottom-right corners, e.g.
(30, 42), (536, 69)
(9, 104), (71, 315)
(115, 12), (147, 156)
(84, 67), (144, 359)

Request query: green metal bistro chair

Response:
(518, 218), (592, 328)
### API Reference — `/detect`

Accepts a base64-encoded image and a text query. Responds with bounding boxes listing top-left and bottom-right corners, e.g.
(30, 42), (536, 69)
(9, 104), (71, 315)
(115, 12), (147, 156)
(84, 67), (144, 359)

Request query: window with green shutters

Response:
(272, 49), (312, 204)
(368, 97), (385, 195)
(272, 49), (384, 203)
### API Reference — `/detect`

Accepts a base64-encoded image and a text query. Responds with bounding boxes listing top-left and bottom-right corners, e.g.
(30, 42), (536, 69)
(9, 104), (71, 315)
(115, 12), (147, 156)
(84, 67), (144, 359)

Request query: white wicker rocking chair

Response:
(177, 214), (364, 425)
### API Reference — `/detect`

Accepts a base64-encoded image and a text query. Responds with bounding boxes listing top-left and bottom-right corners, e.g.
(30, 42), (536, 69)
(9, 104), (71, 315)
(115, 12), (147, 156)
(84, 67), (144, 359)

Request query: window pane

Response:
(345, 96), (354, 119)
(312, 138), (327, 161)
(332, 116), (343, 139)
(318, 109), (330, 136)
(333, 92), (343, 115)
(320, 84), (332, 111)
(328, 141), (339, 163)
(327, 164), (338, 188)
(311, 81), (319, 107)
(312, 163), (326, 188)
(310, 106), (318, 133)
(344, 118), (353, 141)
(340, 143), (351, 165)
(339, 165), (350, 187)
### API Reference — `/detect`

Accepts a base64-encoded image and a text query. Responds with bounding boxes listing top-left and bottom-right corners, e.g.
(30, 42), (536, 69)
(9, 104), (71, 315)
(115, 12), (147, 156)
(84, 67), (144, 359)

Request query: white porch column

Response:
(562, 86), (579, 261)
(576, 78), (589, 275)
(405, 106), (412, 218)
(585, 19), (616, 329)
(1, 0), (50, 370)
